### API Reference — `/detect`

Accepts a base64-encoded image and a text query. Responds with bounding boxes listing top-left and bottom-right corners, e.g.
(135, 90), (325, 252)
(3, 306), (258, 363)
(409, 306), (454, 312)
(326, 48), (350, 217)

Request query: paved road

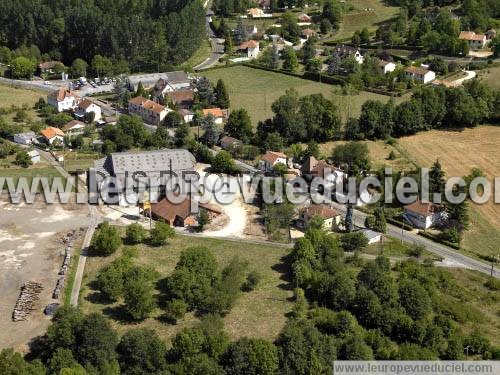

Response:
(194, 8), (224, 70)
(328, 201), (500, 278)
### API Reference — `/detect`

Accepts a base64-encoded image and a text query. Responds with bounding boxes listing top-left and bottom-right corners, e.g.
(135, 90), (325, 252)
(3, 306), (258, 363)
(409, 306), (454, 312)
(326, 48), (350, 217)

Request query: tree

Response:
(302, 37), (316, 64)
(398, 278), (432, 320)
(322, 0), (342, 28)
(281, 11), (301, 42)
(90, 222), (122, 256)
(165, 299), (188, 323)
(222, 338), (279, 375)
(340, 231), (368, 251)
(212, 150), (237, 174)
(198, 209), (211, 232)
(15, 150), (32, 168)
(429, 159), (446, 197)
(224, 109), (253, 143)
(75, 313), (119, 369)
(372, 207), (387, 233)
(10, 56), (36, 79)
(96, 256), (132, 301)
(71, 58), (88, 78)
(0, 348), (45, 374)
(126, 223), (146, 244)
(91, 55), (113, 77)
(202, 115), (221, 147)
(150, 220), (175, 246)
(320, 19), (332, 34)
(282, 46), (299, 72)
(117, 328), (167, 374)
(135, 81), (147, 98)
(360, 27), (371, 45)
(331, 142), (370, 176)
(48, 348), (80, 374)
(214, 79), (230, 109)
(338, 334), (374, 360)
(195, 76), (215, 106)
(174, 121), (192, 147)
(123, 265), (156, 320)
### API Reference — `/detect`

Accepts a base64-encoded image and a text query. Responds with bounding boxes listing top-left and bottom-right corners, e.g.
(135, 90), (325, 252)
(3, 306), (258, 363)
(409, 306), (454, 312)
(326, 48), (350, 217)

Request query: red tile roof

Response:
(261, 151), (287, 164)
(41, 126), (65, 139)
(129, 96), (166, 114)
(405, 66), (431, 76)
(63, 120), (85, 131)
(50, 88), (79, 102)
(239, 40), (259, 50)
(459, 31), (486, 41)
(404, 200), (443, 216)
(202, 108), (224, 118)
(302, 204), (339, 219)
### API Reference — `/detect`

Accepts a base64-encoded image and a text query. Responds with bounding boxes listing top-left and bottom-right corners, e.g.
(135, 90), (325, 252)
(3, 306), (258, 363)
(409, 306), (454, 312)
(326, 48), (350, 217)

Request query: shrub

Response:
(408, 244), (424, 258)
(165, 299), (188, 323)
(126, 223), (146, 244)
(242, 271), (261, 292)
(149, 221), (175, 246)
(484, 278), (500, 291)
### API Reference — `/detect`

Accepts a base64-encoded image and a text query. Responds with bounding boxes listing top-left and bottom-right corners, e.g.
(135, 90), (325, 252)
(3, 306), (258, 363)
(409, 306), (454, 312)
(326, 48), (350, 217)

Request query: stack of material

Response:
(12, 281), (43, 322)
(58, 247), (72, 275)
(52, 276), (65, 299)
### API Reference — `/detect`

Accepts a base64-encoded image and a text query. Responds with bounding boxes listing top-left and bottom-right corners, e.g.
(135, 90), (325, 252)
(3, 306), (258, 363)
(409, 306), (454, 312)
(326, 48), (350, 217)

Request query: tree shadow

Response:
(102, 305), (141, 324)
(271, 253), (294, 294)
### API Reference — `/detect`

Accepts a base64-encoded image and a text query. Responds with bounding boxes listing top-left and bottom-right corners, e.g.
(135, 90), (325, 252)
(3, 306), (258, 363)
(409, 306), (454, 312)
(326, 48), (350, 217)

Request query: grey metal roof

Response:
(127, 71), (189, 88)
(109, 149), (195, 175)
(14, 132), (36, 141)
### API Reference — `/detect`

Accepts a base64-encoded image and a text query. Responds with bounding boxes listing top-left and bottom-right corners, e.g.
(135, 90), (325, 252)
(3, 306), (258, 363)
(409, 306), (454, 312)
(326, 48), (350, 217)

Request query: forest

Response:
(0, 0), (206, 72)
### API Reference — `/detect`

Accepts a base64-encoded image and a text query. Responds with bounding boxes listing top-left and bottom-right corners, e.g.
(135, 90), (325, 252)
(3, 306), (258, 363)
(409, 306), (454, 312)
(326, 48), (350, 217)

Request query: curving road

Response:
(194, 7), (224, 70)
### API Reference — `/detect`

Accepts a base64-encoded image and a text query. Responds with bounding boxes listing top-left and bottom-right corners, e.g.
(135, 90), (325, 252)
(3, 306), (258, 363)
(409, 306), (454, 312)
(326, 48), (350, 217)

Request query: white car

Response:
(44, 81), (51, 85)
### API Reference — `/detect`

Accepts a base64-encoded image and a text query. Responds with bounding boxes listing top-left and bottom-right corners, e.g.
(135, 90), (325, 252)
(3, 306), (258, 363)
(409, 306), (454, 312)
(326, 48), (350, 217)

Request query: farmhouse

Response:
(300, 156), (345, 185)
(75, 99), (102, 122)
(92, 148), (197, 204)
(404, 66), (436, 84)
(403, 200), (445, 229)
(378, 60), (396, 74)
(151, 194), (221, 228)
(62, 120), (86, 135)
(13, 131), (36, 145)
(298, 204), (341, 231)
(27, 150), (40, 164)
(41, 127), (65, 145)
(38, 61), (64, 74)
(202, 108), (225, 124)
(459, 31), (487, 50)
(259, 151), (287, 172)
(128, 96), (169, 125)
(48, 88), (80, 112)
(178, 108), (194, 123)
(238, 40), (260, 59)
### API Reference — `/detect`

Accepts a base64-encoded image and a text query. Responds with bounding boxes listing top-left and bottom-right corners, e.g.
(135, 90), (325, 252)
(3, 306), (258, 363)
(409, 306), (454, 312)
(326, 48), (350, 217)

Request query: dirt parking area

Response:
(0, 197), (89, 351)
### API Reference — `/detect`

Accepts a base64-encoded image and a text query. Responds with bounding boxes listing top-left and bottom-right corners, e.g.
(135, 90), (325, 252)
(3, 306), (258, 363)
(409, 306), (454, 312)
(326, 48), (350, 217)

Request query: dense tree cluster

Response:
(0, 0), (206, 73)
(347, 81), (500, 140)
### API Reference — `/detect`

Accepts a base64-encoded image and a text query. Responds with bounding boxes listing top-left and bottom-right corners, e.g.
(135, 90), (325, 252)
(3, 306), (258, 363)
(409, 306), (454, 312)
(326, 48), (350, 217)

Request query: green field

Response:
(0, 83), (45, 122)
(182, 39), (213, 69)
(80, 234), (293, 344)
(204, 65), (404, 126)
(329, 0), (399, 41)
(477, 65), (500, 90)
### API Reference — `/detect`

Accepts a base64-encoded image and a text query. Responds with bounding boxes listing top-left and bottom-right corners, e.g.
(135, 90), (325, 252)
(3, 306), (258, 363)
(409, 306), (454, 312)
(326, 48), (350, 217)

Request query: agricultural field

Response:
(80, 233), (293, 345)
(327, 0), (399, 41)
(398, 126), (500, 259)
(204, 65), (406, 125)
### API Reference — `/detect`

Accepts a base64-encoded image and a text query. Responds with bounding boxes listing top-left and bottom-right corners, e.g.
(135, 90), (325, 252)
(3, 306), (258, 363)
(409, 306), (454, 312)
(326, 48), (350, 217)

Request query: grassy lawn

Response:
(182, 39), (213, 69)
(477, 65), (500, 89)
(364, 236), (434, 258)
(57, 151), (101, 173)
(0, 83), (45, 122)
(80, 233), (293, 344)
(204, 65), (405, 126)
(0, 164), (67, 192)
(397, 126), (500, 258)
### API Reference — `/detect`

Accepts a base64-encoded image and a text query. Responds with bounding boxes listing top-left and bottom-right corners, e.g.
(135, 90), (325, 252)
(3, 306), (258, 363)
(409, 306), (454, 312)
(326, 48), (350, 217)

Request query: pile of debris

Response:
(12, 281), (43, 322)
(52, 229), (83, 300)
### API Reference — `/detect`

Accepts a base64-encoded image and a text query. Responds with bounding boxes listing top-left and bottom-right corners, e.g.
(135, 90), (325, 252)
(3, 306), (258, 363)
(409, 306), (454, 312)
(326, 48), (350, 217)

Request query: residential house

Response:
(178, 109), (194, 123)
(27, 150), (40, 164)
(247, 8), (265, 18)
(404, 66), (436, 84)
(47, 88), (80, 112)
(151, 194), (221, 228)
(361, 229), (382, 244)
(298, 204), (341, 231)
(41, 127), (65, 145)
(38, 61), (64, 75)
(333, 44), (364, 64)
(300, 156), (345, 186)
(259, 151), (287, 172)
(165, 90), (194, 109)
(75, 98), (102, 122)
(403, 200), (445, 229)
(238, 40), (260, 58)
(128, 96), (169, 125)
(63, 120), (86, 136)
(202, 108), (225, 125)
(220, 136), (242, 151)
(459, 31), (487, 50)
(302, 28), (317, 39)
(378, 60), (396, 74)
(13, 131), (36, 145)
(297, 13), (311, 23)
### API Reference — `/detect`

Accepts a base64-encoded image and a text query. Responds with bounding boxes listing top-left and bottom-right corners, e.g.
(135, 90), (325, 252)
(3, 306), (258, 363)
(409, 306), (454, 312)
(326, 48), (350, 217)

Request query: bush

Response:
(408, 244), (424, 258)
(340, 232), (368, 252)
(165, 299), (188, 323)
(91, 222), (122, 256)
(149, 221), (175, 246)
(440, 228), (461, 244)
(242, 271), (261, 292)
(126, 223), (146, 244)
(484, 278), (500, 291)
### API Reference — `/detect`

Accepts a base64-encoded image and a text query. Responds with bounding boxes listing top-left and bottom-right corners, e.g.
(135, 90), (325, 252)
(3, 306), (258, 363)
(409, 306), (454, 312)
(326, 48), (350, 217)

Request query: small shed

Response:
(361, 229), (382, 244)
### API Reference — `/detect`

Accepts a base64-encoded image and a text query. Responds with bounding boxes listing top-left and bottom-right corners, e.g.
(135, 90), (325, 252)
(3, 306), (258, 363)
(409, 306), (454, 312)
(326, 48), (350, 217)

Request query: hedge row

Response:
(386, 217), (413, 231)
(418, 230), (461, 250)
